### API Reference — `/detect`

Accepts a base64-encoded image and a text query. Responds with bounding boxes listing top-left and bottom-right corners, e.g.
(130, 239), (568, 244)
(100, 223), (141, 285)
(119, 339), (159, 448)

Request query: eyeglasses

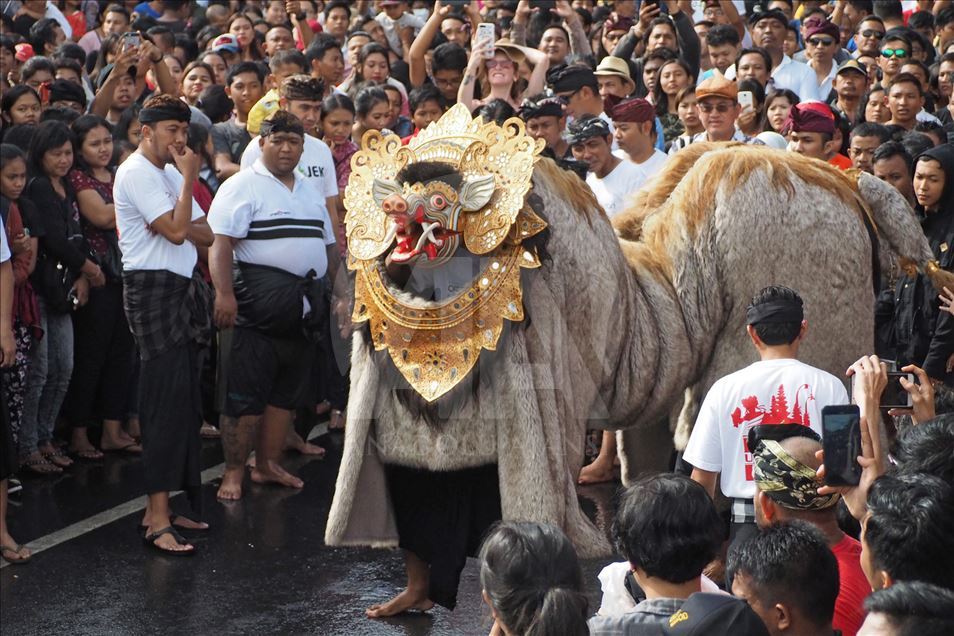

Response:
(555, 87), (581, 104)
(808, 37), (836, 47)
(859, 29), (885, 39)
(698, 101), (735, 113)
(486, 59), (514, 70)
(881, 48), (908, 58)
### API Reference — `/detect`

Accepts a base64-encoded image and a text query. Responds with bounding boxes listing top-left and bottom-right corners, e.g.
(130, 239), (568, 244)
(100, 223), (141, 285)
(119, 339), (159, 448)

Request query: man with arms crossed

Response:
(115, 95), (214, 555)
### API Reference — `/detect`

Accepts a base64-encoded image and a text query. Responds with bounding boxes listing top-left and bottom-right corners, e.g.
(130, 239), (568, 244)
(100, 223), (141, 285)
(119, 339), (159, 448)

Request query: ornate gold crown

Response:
(343, 104), (547, 402)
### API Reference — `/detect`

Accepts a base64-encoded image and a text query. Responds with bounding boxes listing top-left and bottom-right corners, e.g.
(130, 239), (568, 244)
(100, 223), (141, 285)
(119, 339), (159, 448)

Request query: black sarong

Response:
(385, 463), (502, 609)
(123, 269), (209, 514)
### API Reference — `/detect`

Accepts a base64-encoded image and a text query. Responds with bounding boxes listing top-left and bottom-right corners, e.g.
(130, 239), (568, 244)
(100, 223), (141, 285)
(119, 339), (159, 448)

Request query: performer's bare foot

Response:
(366, 588), (435, 618)
(217, 467), (245, 500)
(250, 461), (303, 489)
(578, 459), (616, 484)
(284, 430), (326, 457)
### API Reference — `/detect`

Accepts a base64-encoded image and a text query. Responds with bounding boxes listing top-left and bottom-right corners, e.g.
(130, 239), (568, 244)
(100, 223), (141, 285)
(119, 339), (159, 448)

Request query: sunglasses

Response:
(486, 59), (514, 70)
(808, 37), (835, 47)
(698, 101), (735, 113)
(860, 29), (885, 38)
(881, 48), (908, 58)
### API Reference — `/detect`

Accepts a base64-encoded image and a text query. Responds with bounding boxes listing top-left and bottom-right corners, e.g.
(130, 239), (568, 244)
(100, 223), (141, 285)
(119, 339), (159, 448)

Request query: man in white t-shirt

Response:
(607, 95), (668, 189)
(683, 285), (849, 547)
(240, 75), (342, 246)
(114, 95), (214, 556)
(209, 111), (339, 502)
(568, 115), (644, 218)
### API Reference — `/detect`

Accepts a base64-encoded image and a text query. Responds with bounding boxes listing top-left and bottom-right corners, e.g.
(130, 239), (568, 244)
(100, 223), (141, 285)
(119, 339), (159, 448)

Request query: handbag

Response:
(34, 253), (78, 314)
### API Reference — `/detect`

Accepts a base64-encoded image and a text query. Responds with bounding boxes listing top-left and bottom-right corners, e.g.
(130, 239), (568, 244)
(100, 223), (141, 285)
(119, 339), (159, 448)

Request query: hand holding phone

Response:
(122, 31), (140, 51)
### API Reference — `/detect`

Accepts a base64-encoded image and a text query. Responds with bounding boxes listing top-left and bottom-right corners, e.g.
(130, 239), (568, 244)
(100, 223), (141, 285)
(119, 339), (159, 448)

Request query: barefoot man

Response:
(208, 110), (339, 500)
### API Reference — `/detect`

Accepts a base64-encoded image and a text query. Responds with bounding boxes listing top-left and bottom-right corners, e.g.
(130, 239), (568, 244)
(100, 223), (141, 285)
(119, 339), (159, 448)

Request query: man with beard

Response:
(209, 110), (338, 501)
(114, 95), (214, 555)
(830, 59), (869, 126)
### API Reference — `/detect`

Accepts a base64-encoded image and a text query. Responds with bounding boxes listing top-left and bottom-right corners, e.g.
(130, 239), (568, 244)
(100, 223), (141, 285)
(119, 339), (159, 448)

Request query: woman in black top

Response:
(18, 121), (104, 475)
(891, 144), (954, 386)
(63, 115), (139, 459)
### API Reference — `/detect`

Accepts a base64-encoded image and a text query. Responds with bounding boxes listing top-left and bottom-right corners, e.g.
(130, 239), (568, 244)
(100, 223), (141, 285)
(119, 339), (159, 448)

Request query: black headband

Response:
(746, 299), (804, 325)
(260, 117), (304, 138)
(519, 96), (563, 120)
(139, 105), (190, 124)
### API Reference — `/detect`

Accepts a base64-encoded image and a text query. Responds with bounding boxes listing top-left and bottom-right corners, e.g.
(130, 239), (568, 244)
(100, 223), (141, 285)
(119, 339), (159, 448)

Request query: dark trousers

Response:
(139, 342), (203, 515)
(64, 283), (134, 426)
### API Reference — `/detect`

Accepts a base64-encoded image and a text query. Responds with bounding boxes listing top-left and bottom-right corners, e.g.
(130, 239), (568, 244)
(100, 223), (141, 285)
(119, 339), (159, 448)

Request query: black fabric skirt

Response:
(385, 463), (501, 610)
(138, 341), (203, 515)
(0, 373), (14, 481)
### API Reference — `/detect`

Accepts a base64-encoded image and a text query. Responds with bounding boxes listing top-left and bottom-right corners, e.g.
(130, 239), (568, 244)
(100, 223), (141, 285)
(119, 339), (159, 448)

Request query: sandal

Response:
(137, 514), (210, 536)
(19, 454), (63, 475)
(328, 409), (346, 431)
(102, 442), (142, 455)
(0, 543), (31, 565)
(40, 446), (73, 468)
(200, 422), (221, 439)
(70, 446), (104, 461)
(142, 526), (196, 557)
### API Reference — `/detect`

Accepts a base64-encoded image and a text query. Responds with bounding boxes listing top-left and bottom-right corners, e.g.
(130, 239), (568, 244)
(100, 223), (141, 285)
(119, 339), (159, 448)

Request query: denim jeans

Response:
(19, 298), (74, 456)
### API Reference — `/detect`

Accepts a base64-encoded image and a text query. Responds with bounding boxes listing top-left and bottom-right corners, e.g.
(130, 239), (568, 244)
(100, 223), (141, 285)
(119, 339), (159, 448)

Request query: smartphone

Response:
(123, 31), (140, 50)
(476, 22), (496, 59)
(849, 372), (914, 409)
(738, 90), (754, 111)
(822, 405), (862, 487)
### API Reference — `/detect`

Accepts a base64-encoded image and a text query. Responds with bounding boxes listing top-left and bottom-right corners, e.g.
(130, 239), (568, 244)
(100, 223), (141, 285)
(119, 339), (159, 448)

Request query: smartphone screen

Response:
(123, 32), (140, 49)
(822, 405), (862, 486)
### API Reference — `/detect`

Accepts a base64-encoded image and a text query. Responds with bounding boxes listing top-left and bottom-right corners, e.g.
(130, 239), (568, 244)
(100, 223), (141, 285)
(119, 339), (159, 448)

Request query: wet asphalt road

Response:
(0, 427), (619, 635)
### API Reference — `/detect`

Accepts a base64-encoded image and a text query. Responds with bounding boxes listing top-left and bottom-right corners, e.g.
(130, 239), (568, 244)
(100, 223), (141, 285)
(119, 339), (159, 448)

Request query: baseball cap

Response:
(663, 593), (771, 635)
(836, 58), (867, 77)
(211, 34), (240, 54)
(696, 70), (738, 102)
(594, 56), (636, 93)
(14, 43), (35, 62)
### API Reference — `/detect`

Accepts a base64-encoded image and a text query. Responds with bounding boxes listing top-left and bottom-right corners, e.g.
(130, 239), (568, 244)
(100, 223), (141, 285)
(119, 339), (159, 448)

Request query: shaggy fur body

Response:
(326, 144), (934, 559)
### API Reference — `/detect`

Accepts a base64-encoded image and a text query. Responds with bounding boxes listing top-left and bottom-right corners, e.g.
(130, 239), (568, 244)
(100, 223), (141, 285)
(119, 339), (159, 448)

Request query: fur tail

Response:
(855, 171), (954, 291)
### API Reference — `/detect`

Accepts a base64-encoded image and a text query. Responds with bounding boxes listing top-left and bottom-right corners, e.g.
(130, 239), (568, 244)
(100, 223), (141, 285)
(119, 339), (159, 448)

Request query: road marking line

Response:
(1, 424), (326, 569)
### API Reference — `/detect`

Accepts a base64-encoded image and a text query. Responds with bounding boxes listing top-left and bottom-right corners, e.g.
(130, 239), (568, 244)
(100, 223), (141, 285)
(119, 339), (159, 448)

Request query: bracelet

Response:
(151, 54), (162, 63)
(296, 12), (306, 20)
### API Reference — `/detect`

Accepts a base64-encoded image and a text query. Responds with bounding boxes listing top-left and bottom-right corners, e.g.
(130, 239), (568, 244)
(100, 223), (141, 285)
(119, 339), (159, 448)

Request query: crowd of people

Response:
(1, 0), (954, 633)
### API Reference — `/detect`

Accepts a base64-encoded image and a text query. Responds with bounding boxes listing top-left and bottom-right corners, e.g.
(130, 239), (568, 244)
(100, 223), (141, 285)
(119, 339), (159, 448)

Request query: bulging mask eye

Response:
(430, 194), (447, 210)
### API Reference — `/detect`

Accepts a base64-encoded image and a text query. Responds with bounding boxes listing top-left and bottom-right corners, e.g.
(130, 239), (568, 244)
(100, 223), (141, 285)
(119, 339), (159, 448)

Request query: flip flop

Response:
(41, 447), (73, 468)
(70, 447), (105, 461)
(19, 455), (63, 475)
(137, 514), (210, 536)
(142, 527), (196, 557)
(200, 423), (221, 439)
(102, 443), (142, 455)
(0, 544), (31, 565)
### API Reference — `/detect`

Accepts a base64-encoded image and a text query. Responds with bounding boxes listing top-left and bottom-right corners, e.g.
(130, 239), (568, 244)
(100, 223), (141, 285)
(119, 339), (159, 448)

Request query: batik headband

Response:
(754, 439), (840, 510)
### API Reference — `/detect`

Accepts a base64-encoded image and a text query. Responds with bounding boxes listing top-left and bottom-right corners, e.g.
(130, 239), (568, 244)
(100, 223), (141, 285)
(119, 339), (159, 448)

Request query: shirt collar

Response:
(632, 597), (685, 616)
(251, 157), (303, 190)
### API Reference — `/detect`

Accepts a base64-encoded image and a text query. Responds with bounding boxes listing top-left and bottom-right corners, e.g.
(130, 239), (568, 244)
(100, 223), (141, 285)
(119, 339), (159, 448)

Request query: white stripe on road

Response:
(1, 424), (326, 568)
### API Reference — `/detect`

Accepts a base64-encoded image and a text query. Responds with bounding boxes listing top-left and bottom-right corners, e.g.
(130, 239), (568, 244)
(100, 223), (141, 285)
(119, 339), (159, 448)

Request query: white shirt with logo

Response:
(240, 133), (338, 200)
(683, 358), (849, 499)
(208, 159), (335, 279)
(114, 152), (204, 278)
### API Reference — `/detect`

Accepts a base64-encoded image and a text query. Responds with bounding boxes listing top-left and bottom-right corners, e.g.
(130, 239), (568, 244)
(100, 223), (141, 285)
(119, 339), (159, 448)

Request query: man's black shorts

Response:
(224, 327), (317, 416)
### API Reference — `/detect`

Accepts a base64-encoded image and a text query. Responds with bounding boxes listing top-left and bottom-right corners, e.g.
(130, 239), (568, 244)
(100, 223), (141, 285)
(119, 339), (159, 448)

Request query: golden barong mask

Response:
(343, 104), (547, 402)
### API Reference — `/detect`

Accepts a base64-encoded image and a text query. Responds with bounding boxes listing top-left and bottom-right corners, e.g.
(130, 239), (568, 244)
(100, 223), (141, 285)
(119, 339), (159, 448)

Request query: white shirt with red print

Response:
(683, 358), (849, 500)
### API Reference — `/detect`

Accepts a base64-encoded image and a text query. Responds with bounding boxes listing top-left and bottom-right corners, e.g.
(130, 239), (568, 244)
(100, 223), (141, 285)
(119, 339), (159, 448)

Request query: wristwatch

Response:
(295, 12), (306, 20)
